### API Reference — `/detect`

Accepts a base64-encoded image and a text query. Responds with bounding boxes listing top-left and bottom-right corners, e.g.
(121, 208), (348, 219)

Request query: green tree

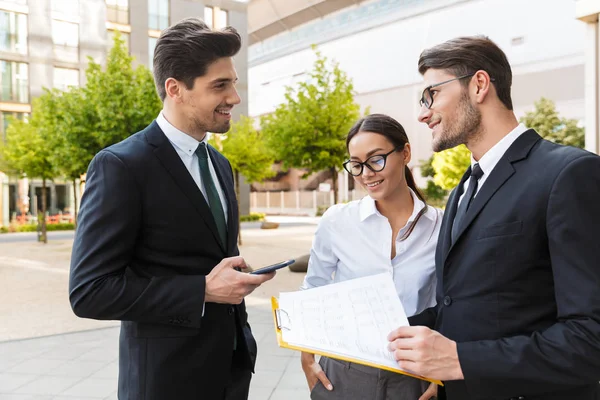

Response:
(52, 32), (160, 225)
(520, 97), (584, 148)
(261, 46), (362, 204)
(419, 155), (448, 206)
(46, 88), (93, 226)
(83, 31), (162, 150)
(209, 115), (275, 245)
(431, 145), (472, 190)
(0, 92), (60, 242)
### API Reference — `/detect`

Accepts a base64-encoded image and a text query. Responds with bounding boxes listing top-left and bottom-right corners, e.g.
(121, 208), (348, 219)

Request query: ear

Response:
(165, 78), (184, 103)
(472, 70), (493, 104)
(403, 143), (412, 165)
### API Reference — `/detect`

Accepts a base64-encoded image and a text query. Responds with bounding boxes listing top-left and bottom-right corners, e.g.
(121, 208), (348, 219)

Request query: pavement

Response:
(0, 217), (320, 399)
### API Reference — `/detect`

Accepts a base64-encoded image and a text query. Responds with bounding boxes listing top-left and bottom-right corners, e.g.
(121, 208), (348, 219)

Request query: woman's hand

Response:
(418, 382), (438, 400)
(301, 352), (333, 392)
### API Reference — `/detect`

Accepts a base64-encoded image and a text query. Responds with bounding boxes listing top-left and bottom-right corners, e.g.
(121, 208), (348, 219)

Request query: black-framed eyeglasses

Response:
(343, 146), (402, 177)
(419, 73), (479, 109)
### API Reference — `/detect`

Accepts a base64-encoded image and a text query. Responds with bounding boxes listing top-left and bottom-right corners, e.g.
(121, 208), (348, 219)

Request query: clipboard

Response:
(271, 297), (443, 386)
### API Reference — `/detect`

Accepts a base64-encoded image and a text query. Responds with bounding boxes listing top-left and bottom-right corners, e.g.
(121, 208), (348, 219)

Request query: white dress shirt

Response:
(301, 189), (443, 317)
(457, 123), (528, 207)
(156, 111), (228, 222)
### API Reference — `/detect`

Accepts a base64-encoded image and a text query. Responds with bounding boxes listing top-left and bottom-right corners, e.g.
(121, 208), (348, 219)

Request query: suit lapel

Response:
(145, 122), (226, 252)
(446, 129), (542, 258)
(441, 168), (470, 264)
(207, 145), (238, 254)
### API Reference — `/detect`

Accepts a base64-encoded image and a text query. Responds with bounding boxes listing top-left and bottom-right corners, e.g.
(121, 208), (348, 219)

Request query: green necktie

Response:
(196, 142), (227, 248)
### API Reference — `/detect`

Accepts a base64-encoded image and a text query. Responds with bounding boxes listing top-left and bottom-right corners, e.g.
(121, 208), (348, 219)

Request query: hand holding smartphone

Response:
(249, 259), (295, 275)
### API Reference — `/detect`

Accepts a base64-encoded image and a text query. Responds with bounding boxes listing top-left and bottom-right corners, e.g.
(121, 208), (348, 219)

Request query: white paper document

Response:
(277, 272), (410, 373)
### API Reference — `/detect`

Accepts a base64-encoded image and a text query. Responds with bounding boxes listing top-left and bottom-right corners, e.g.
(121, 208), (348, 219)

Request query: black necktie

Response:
(451, 163), (483, 244)
(195, 142), (227, 248)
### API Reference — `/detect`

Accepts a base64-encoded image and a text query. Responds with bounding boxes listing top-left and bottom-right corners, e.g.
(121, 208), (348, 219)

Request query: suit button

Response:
(443, 296), (452, 306)
(228, 306), (234, 315)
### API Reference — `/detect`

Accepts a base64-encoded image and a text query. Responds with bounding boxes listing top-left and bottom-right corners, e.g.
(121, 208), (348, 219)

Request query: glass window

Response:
(0, 61), (28, 103)
(215, 8), (228, 29)
(1, 111), (29, 140)
(107, 30), (130, 53)
(148, 0), (168, 30)
(106, 0), (129, 25)
(204, 6), (213, 29)
(204, 6), (228, 30)
(52, 20), (79, 62)
(0, 11), (28, 55)
(52, 0), (80, 19)
(53, 67), (79, 91)
(148, 36), (157, 70)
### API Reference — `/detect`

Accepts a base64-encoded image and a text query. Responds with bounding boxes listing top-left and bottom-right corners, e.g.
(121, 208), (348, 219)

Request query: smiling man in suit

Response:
(69, 18), (275, 400)
(387, 36), (600, 400)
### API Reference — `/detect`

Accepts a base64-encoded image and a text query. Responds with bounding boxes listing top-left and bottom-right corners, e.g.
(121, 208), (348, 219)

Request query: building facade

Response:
(0, 0), (250, 225)
(248, 0), (589, 192)
(577, 0), (600, 155)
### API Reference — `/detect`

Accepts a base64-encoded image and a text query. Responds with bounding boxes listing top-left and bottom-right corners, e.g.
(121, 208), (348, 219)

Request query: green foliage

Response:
(82, 31), (162, 151)
(261, 46), (362, 203)
(519, 97), (584, 148)
(0, 32), (161, 233)
(422, 181), (448, 206)
(2, 222), (74, 233)
(419, 155), (448, 204)
(431, 145), (472, 190)
(0, 93), (58, 181)
(209, 115), (275, 184)
(239, 213), (265, 222)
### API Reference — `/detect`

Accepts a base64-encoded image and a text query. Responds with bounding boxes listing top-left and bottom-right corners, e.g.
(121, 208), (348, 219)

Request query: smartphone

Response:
(249, 259), (295, 275)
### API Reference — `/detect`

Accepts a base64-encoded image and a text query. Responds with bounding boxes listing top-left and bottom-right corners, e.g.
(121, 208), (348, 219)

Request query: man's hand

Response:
(301, 352), (333, 392)
(387, 326), (464, 381)
(205, 256), (275, 304)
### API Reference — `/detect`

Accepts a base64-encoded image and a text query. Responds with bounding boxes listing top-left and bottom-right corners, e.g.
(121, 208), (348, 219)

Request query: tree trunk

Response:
(72, 179), (78, 228)
(331, 167), (338, 205)
(235, 170), (242, 246)
(41, 178), (47, 244)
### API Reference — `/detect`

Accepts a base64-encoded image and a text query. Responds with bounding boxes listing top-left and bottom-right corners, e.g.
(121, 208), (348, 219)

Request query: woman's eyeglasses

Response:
(343, 146), (402, 177)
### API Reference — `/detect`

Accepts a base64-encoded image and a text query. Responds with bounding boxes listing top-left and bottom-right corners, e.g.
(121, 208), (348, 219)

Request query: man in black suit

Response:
(69, 18), (274, 400)
(388, 36), (600, 400)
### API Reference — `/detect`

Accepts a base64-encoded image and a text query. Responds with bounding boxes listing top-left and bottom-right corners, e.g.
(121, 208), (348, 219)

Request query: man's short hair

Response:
(153, 17), (241, 101)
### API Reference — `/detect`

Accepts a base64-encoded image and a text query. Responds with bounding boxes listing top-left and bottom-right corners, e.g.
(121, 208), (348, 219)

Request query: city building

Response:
(0, 0), (250, 225)
(576, 0), (600, 155)
(247, 0), (590, 197)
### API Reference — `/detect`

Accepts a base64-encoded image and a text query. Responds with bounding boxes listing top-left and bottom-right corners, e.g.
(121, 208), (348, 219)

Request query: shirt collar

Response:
(471, 123), (528, 175)
(359, 188), (434, 223)
(156, 111), (207, 156)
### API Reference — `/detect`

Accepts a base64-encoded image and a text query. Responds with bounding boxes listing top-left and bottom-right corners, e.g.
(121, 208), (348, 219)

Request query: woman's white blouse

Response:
(301, 190), (443, 317)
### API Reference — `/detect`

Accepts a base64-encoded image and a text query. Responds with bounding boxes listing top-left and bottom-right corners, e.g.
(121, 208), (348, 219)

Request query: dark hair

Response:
(418, 35), (513, 110)
(152, 17), (242, 101)
(346, 114), (427, 240)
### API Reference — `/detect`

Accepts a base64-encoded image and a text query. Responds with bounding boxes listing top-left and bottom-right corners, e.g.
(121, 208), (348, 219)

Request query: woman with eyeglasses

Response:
(300, 113), (443, 400)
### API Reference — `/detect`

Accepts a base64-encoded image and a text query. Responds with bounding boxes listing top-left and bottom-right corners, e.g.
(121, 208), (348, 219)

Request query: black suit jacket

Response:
(434, 130), (600, 400)
(69, 122), (257, 400)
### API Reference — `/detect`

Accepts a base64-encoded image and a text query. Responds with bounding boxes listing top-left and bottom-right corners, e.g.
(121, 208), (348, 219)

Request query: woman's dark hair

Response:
(153, 17), (241, 101)
(346, 114), (427, 240)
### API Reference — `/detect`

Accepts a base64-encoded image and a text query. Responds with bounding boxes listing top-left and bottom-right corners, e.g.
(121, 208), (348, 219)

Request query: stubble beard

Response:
(191, 114), (230, 135)
(432, 90), (482, 152)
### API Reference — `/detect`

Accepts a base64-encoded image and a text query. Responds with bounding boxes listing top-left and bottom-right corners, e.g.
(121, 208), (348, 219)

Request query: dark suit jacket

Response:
(69, 121), (257, 400)
(434, 130), (600, 400)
